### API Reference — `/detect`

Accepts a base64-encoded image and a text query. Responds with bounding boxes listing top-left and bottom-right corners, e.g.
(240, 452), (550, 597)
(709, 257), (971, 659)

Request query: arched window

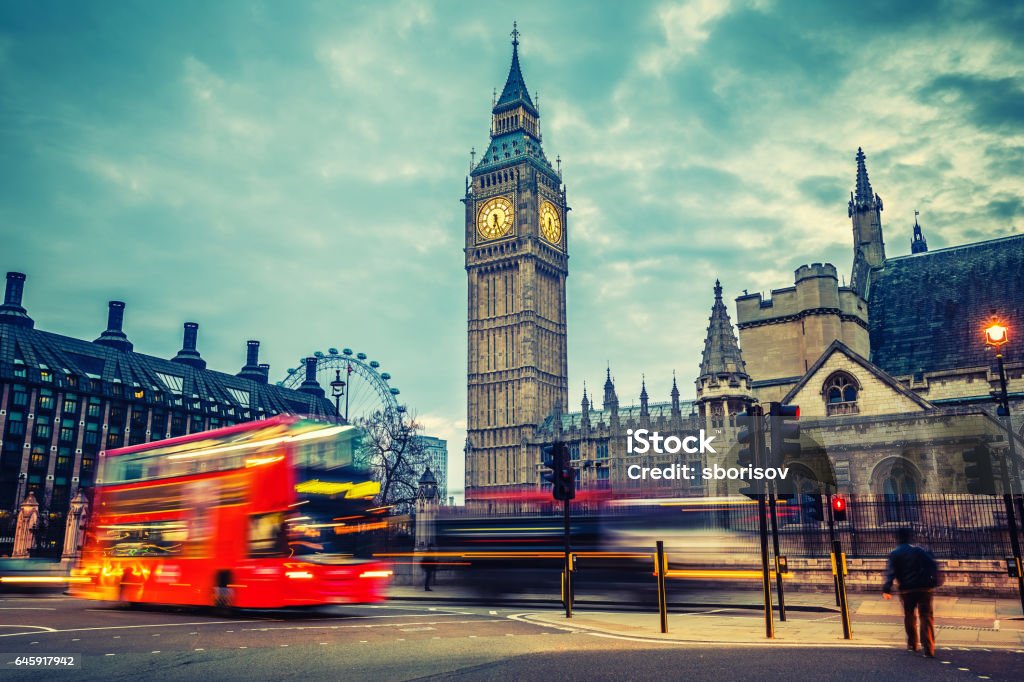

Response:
(823, 372), (859, 416)
(872, 458), (921, 524)
(710, 405), (724, 429)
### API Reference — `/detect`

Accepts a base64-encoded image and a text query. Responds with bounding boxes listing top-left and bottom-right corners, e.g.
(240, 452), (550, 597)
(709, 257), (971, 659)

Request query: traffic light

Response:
(802, 493), (824, 523)
(541, 442), (575, 501)
(768, 403), (800, 466)
(736, 405), (765, 499)
(831, 495), (848, 523)
(555, 445), (575, 501)
(963, 445), (996, 495)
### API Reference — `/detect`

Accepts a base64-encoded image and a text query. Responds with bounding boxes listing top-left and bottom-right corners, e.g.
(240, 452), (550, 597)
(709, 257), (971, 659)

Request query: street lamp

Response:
(330, 369), (346, 422)
(984, 316), (1024, 613)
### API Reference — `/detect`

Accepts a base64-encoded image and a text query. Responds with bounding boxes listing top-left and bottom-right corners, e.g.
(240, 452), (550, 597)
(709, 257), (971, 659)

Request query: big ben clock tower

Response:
(464, 25), (569, 496)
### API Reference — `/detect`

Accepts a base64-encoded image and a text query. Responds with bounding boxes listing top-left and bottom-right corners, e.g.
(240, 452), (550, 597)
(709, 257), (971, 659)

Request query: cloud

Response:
(2, 1), (1022, 502)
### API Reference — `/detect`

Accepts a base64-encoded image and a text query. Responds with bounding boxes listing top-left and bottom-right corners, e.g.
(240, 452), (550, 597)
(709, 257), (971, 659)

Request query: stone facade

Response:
(464, 32), (569, 497)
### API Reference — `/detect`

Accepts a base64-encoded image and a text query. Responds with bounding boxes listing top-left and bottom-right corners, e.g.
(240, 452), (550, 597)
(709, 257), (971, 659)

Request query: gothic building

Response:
(523, 147), (1022, 500)
(0, 272), (336, 551)
(464, 27), (569, 497)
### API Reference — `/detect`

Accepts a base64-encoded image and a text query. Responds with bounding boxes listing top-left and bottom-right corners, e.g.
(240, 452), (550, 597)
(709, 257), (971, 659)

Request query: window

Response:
(29, 445), (46, 471)
(11, 386), (28, 407)
(877, 460), (920, 524)
(63, 395), (79, 415)
(37, 389), (55, 411)
(5, 411), (25, 437)
(87, 397), (102, 418)
(34, 415), (52, 441)
(711, 405), (724, 429)
(59, 418), (76, 443)
(84, 422), (99, 446)
(824, 372), (859, 416)
(596, 441), (609, 460)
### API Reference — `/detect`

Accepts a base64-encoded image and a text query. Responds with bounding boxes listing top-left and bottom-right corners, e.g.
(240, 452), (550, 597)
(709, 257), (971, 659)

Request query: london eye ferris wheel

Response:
(277, 348), (404, 425)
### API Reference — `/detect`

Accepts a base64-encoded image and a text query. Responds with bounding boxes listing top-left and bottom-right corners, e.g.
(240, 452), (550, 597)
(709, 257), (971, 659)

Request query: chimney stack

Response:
(238, 340), (267, 383)
(298, 356), (325, 397)
(94, 301), (133, 352)
(0, 272), (34, 328)
(171, 322), (207, 369)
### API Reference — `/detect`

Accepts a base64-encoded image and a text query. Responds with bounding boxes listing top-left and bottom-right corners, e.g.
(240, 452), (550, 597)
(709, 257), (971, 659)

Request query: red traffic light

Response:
(832, 496), (846, 512)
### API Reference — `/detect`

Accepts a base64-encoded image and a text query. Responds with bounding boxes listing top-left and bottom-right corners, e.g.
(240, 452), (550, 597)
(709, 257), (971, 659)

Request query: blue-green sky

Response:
(2, 1), (1022, 500)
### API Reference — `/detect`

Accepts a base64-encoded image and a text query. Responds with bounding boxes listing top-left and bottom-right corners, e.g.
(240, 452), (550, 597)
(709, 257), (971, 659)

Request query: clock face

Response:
(540, 200), (562, 245)
(477, 196), (514, 241)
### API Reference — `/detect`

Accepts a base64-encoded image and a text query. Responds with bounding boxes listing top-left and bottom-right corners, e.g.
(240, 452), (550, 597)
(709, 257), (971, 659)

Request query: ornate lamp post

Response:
(985, 318), (1024, 612)
(985, 319), (1021, 488)
(330, 369), (346, 422)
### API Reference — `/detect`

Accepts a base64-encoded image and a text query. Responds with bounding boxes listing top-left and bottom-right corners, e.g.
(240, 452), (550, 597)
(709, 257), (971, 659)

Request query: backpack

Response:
(916, 547), (942, 589)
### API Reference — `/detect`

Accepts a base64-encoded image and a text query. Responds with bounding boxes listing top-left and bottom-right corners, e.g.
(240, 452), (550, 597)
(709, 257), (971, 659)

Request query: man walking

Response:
(883, 527), (941, 656)
(422, 544), (438, 592)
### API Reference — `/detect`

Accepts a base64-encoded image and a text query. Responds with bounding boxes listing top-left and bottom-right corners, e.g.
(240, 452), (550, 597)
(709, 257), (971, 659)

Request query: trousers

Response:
(900, 589), (935, 655)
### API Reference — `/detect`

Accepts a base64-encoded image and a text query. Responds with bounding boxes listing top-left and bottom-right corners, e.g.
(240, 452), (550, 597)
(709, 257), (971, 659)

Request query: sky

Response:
(2, 1), (1022, 501)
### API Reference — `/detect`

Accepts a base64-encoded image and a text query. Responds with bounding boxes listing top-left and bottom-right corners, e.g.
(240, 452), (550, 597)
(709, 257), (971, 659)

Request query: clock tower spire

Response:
(463, 26), (569, 497)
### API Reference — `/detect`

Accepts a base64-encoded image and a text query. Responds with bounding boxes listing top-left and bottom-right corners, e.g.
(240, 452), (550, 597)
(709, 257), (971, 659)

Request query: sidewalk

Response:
(389, 584), (1024, 649)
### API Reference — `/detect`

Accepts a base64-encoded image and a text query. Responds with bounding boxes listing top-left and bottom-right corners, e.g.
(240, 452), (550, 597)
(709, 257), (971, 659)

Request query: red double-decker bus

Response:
(71, 416), (392, 609)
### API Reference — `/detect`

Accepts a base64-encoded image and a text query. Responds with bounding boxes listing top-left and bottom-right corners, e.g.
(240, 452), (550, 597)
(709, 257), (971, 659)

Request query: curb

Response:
(510, 612), (1024, 651)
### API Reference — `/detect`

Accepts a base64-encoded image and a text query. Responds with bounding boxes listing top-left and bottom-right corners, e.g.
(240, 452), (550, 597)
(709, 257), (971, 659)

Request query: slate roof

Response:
(869, 233), (1024, 376)
(0, 322), (336, 419)
(494, 38), (536, 114)
(474, 130), (555, 175)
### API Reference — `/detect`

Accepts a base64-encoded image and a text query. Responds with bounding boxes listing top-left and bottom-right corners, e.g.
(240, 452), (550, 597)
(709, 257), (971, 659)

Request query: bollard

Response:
(656, 540), (668, 633)
(831, 541), (853, 639)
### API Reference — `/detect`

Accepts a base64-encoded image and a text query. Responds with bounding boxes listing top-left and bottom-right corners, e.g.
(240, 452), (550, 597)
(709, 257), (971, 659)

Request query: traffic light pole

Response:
(767, 482), (786, 621)
(993, 352), (1024, 614)
(752, 407), (774, 639)
(563, 495), (573, 619)
(826, 492), (852, 639)
(826, 491), (840, 607)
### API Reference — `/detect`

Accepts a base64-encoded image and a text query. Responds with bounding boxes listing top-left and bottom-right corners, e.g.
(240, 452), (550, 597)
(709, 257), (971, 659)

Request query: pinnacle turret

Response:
(494, 22), (536, 114)
(854, 147), (873, 205)
(699, 281), (747, 379)
(639, 375), (649, 418)
(911, 210), (928, 254)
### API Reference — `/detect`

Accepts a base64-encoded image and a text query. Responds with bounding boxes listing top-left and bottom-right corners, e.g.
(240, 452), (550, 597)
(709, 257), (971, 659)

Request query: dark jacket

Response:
(883, 543), (940, 594)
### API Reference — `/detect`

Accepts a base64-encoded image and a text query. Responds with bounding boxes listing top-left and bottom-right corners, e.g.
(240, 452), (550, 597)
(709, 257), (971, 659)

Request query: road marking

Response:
(30, 641), (38, 645)
(959, 668), (970, 671)
(280, 644), (288, 647)
(359, 640), (368, 643)
(239, 646), (247, 649)
(0, 607), (57, 610)
(489, 610), (498, 615)
(941, 661), (951, 664)
(240, 619), (505, 633)
(320, 642), (328, 645)
(113, 636), (121, 639)
(72, 638), (80, 641)
(0, 620), (264, 639)
(105, 653), (115, 657)
(152, 651), (161, 654)
(195, 648), (205, 651)
(400, 627), (436, 632)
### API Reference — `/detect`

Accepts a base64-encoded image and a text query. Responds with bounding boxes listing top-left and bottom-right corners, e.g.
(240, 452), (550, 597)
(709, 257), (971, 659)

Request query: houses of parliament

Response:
(463, 29), (1024, 502)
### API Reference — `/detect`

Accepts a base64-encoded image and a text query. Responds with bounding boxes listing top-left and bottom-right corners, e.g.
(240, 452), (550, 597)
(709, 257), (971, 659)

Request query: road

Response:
(1, 595), (1021, 681)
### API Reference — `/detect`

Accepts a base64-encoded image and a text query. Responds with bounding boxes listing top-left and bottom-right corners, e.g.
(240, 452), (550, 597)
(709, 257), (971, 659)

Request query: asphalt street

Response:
(1, 595), (1021, 681)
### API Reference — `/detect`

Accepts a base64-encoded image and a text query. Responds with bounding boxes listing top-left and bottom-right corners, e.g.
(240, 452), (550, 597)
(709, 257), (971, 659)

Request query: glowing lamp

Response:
(984, 322), (1008, 347)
